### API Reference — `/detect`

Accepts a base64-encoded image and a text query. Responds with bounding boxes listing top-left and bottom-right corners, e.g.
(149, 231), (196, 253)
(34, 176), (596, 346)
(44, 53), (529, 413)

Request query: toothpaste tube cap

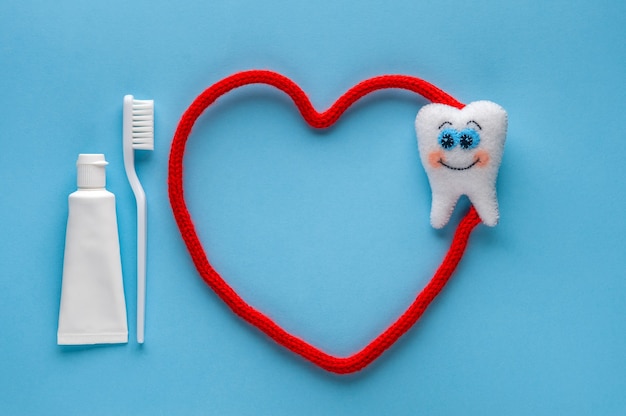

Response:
(76, 154), (108, 189)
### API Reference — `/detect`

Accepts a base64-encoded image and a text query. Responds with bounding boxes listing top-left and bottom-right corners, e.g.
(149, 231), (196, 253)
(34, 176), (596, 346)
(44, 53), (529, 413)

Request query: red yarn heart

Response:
(168, 70), (481, 374)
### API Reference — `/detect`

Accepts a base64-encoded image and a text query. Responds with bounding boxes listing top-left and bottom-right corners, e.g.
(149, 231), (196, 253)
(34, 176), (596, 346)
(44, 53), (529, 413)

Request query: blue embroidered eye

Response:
(458, 128), (480, 149)
(438, 129), (457, 150)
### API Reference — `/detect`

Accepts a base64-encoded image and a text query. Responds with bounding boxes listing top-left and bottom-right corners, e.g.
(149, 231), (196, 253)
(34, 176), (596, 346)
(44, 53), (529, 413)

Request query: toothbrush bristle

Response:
(132, 99), (154, 150)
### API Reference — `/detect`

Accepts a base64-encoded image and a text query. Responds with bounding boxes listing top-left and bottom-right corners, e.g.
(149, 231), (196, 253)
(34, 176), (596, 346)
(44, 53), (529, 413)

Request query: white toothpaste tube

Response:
(57, 154), (128, 345)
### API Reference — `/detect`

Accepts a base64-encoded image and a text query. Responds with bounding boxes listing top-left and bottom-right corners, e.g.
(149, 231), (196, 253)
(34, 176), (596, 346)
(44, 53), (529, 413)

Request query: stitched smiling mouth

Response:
(438, 158), (480, 171)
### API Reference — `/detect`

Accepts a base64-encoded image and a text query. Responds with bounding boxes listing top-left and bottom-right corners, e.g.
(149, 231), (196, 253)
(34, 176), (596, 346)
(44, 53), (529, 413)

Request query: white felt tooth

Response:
(415, 101), (507, 228)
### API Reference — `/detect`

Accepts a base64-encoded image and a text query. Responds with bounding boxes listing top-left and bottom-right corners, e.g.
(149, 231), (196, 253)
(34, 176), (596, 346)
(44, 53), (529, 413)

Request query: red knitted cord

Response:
(168, 70), (481, 374)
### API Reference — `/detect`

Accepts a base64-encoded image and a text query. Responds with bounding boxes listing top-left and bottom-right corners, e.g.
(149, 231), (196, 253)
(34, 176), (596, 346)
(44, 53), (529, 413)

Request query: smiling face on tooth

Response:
(415, 101), (508, 228)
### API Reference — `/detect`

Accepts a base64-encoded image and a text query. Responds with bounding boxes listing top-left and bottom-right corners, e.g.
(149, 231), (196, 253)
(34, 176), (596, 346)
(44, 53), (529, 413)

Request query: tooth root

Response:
(431, 191), (461, 229)
(467, 189), (499, 227)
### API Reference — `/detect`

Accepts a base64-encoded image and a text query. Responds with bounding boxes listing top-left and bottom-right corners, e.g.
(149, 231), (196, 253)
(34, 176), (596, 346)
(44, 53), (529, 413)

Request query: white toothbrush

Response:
(123, 95), (154, 344)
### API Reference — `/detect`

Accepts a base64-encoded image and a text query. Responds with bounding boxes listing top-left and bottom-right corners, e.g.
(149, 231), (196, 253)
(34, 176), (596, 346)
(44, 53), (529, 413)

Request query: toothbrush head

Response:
(123, 95), (154, 151)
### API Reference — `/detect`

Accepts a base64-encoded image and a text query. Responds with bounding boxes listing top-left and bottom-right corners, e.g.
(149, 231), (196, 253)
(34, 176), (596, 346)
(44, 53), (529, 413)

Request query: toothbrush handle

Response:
(136, 190), (147, 344)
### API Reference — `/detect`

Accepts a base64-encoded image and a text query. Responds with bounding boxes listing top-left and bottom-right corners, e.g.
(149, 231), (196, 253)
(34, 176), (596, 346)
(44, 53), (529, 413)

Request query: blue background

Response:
(1, 0), (625, 414)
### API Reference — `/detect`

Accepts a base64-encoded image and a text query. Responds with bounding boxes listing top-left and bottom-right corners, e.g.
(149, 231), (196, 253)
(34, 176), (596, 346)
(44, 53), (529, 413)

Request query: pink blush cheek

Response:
(428, 150), (445, 168)
(475, 150), (490, 167)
